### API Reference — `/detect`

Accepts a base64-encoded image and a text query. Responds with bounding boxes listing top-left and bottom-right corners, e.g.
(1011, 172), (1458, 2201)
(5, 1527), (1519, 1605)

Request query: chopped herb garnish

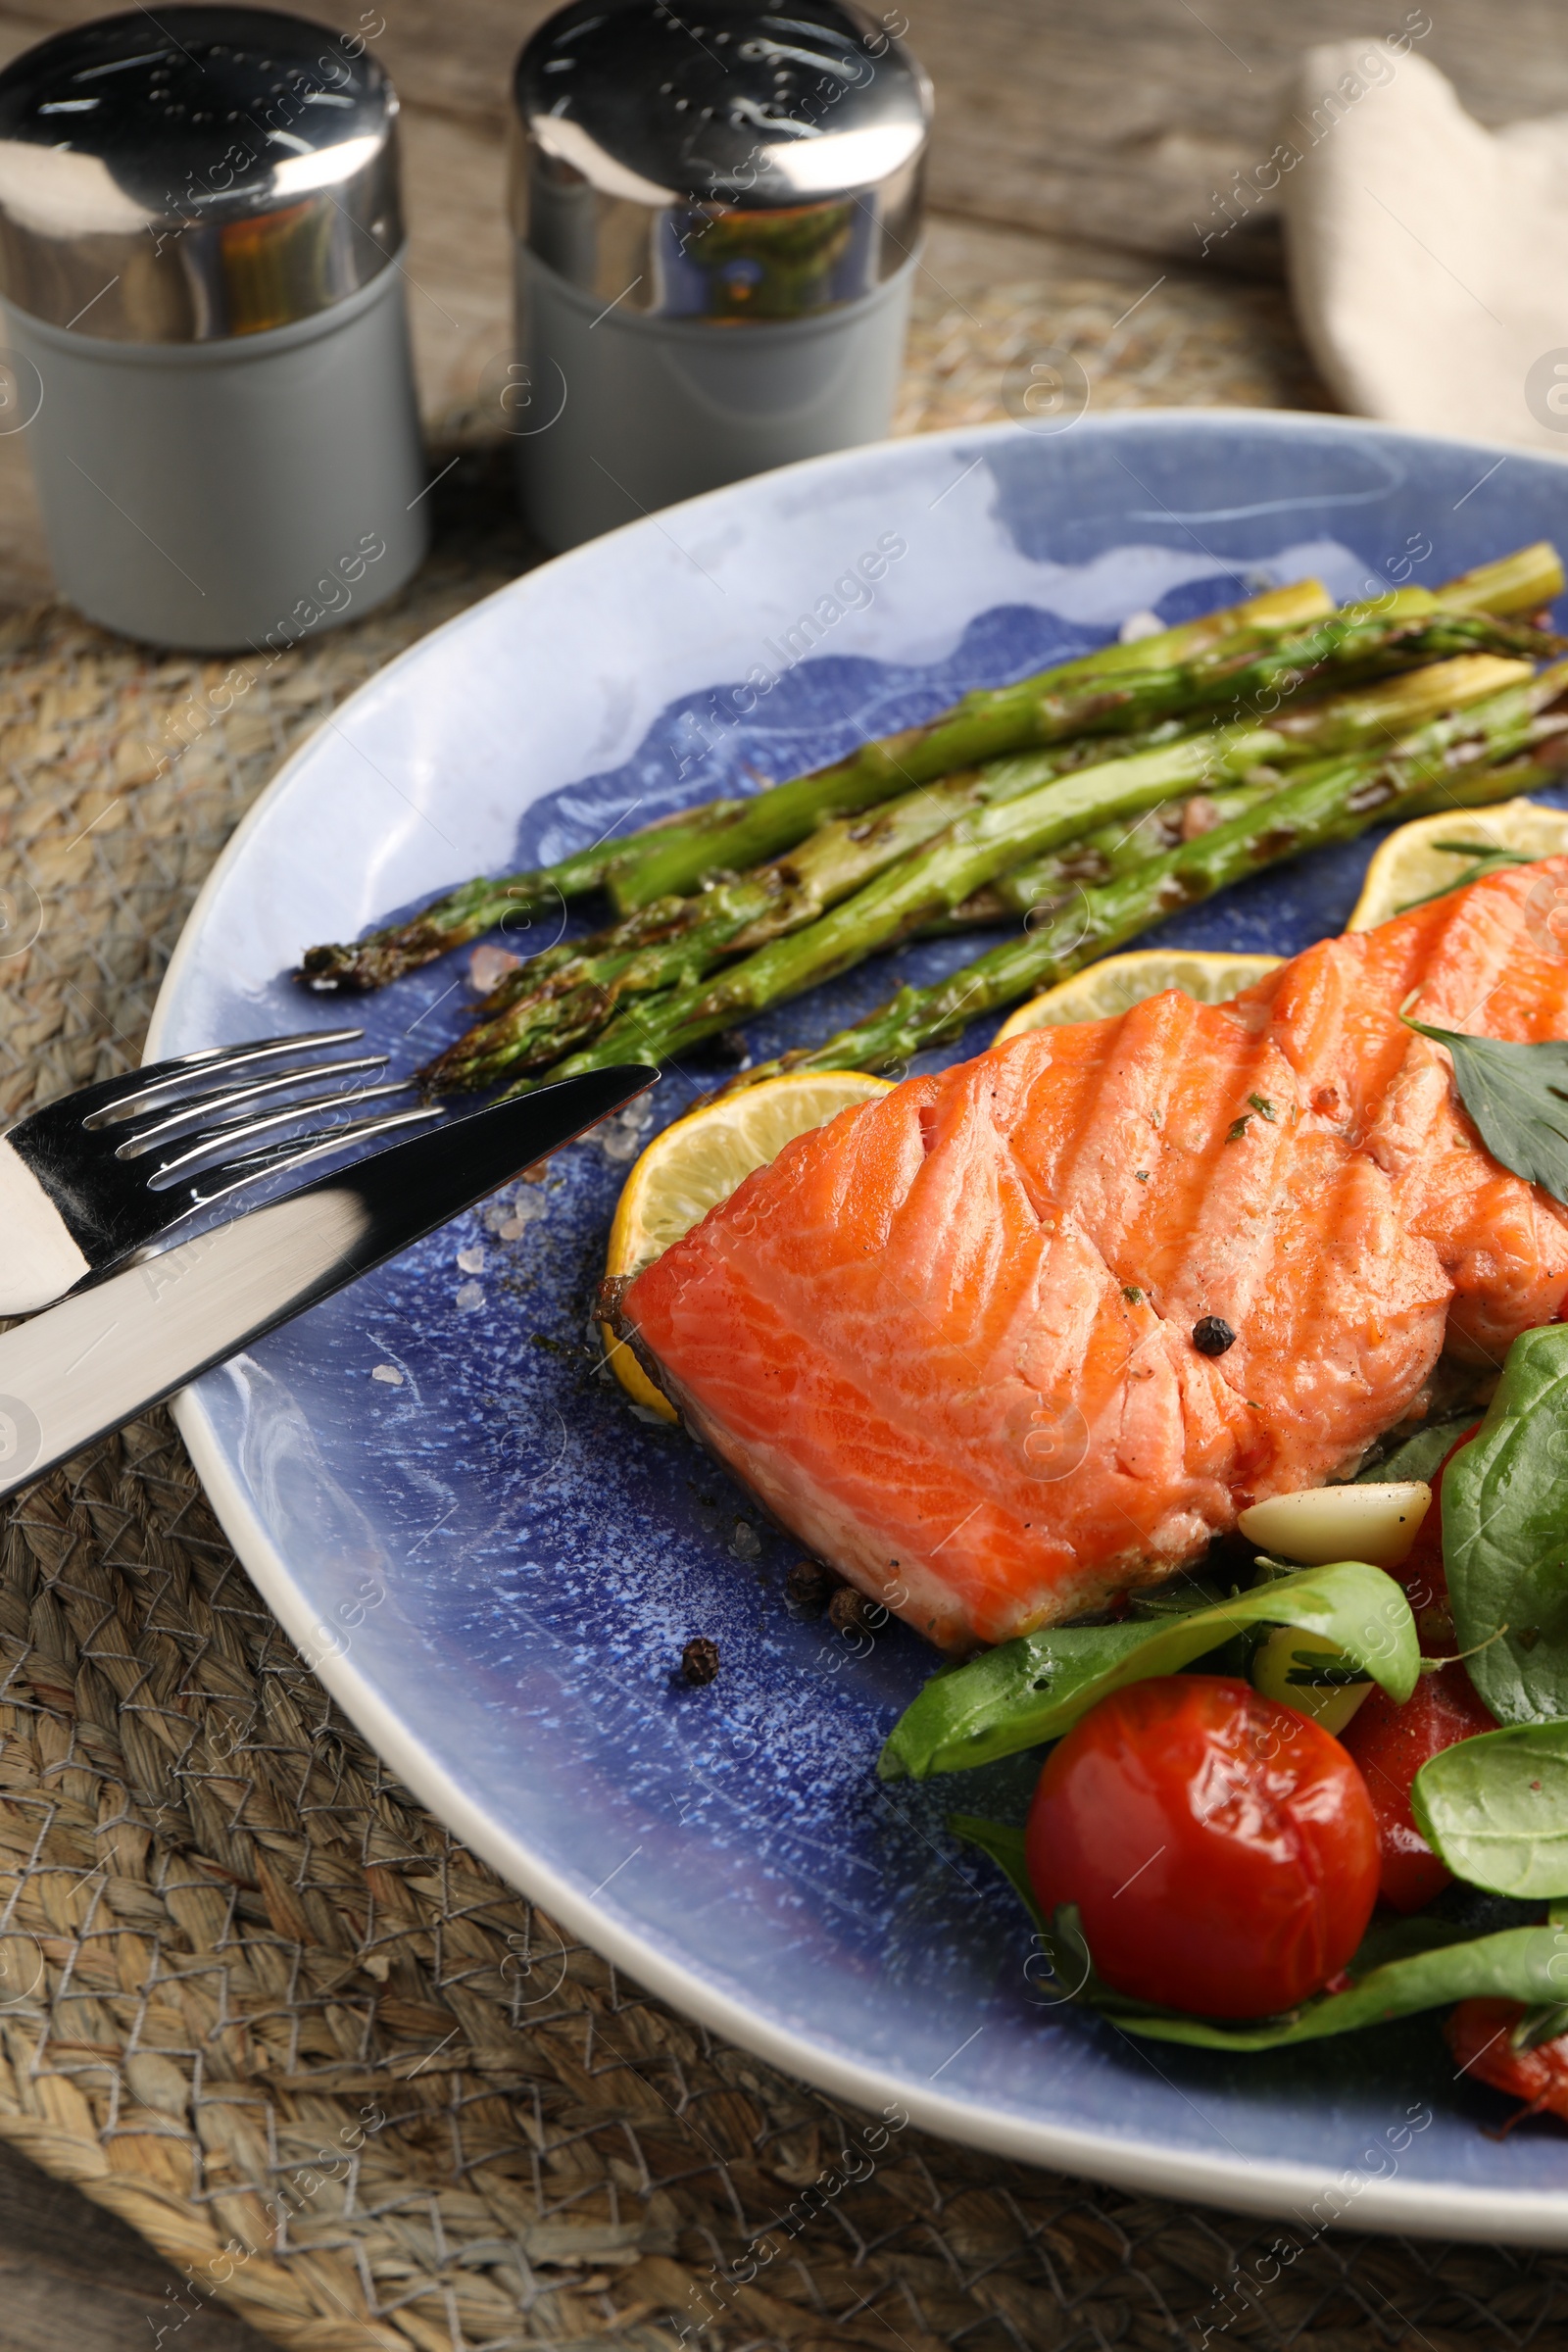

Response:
(1226, 1115), (1250, 1144)
(1122, 1284), (1143, 1304)
(1247, 1094), (1278, 1122)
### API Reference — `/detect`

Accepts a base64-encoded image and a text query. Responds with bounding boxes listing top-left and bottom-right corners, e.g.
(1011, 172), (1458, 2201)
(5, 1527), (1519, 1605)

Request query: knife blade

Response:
(0, 1062), (656, 1503)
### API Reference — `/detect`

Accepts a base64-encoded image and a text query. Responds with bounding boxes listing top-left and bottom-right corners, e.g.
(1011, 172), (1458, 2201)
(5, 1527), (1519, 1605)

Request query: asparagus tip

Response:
(294, 943), (376, 994)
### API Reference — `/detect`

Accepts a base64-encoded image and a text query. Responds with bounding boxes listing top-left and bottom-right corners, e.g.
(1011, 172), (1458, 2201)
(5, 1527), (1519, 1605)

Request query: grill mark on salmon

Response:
(623, 858), (1568, 1651)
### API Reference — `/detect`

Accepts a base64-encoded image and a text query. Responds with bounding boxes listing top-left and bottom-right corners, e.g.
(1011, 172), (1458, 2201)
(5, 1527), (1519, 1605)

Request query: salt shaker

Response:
(510, 0), (932, 551)
(0, 7), (426, 652)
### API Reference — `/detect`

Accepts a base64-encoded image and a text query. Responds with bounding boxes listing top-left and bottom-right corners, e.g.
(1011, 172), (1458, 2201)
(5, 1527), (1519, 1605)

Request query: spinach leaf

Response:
(1403, 1014), (1568, 1205)
(949, 1816), (1202, 2019)
(1354, 1416), (1476, 1484)
(1443, 1325), (1568, 1722)
(1126, 1574), (1229, 1620)
(1125, 1924), (1568, 2049)
(1412, 1718), (1568, 1897)
(951, 1813), (1564, 2050)
(879, 1562), (1418, 1782)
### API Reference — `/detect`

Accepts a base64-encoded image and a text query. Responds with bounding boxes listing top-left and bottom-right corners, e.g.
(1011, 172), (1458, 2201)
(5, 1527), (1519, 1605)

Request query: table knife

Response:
(0, 1063), (656, 1503)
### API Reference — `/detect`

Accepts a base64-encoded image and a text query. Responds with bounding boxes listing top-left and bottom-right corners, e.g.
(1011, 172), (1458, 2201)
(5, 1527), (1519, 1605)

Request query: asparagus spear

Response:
(1430, 541), (1564, 617)
(295, 556), (1561, 993)
(929, 778), (1278, 936)
(295, 580), (1332, 993)
(514, 654), (1568, 1087)
(712, 664), (1568, 1089)
(966, 652), (1533, 928)
(425, 653), (1535, 1091)
(611, 592), (1552, 910)
(416, 718), (1199, 1091)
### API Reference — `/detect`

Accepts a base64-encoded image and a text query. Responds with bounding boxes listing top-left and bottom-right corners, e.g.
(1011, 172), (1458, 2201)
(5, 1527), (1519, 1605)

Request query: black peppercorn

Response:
(1193, 1315), (1237, 1356)
(680, 1637), (720, 1685)
(829, 1586), (883, 1635)
(786, 1559), (838, 1616)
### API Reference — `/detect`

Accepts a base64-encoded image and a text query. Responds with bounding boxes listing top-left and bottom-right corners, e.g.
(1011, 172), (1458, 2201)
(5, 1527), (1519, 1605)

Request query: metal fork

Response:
(0, 1028), (441, 1314)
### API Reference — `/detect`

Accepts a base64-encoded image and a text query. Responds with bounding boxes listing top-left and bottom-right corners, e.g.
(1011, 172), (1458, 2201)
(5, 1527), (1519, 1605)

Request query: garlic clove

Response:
(1237, 1480), (1431, 1570)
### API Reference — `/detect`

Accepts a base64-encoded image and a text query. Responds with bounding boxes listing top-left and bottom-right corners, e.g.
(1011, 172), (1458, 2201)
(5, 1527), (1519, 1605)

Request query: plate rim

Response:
(151, 406), (1568, 2241)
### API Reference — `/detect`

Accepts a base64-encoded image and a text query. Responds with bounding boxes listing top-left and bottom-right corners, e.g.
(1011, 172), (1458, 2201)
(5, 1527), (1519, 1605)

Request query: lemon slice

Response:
(1348, 798), (1568, 932)
(994, 949), (1284, 1042)
(603, 1070), (893, 1419)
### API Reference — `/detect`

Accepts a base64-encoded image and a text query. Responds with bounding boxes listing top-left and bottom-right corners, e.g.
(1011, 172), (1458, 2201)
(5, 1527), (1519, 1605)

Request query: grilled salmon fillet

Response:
(621, 858), (1568, 1651)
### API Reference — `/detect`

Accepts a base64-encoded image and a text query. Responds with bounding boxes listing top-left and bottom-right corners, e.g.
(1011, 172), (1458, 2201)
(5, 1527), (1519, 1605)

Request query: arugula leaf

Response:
(1353, 1416), (1476, 1485)
(951, 1812), (1562, 2050)
(878, 1562), (1418, 1782)
(1403, 1014), (1568, 1205)
(1412, 1719), (1568, 1897)
(1443, 1326), (1568, 1722)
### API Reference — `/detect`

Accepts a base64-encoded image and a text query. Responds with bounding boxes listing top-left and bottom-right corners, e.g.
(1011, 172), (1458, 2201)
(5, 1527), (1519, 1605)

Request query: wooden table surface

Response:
(0, 0), (1553, 2340)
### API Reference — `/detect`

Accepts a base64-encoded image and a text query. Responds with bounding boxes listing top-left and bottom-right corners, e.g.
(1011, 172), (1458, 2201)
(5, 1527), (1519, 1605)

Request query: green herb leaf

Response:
(1225, 1115), (1250, 1143)
(946, 1817), (1186, 2017)
(1122, 1924), (1568, 2049)
(1353, 1416), (1476, 1484)
(1393, 843), (1532, 913)
(1411, 1718), (1568, 1896)
(1443, 1326), (1568, 1722)
(1403, 1013), (1568, 1205)
(1247, 1093), (1278, 1121)
(1126, 1574), (1230, 1621)
(877, 1561), (1418, 1781)
(1510, 2000), (1568, 2051)
(950, 1814), (1551, 2047)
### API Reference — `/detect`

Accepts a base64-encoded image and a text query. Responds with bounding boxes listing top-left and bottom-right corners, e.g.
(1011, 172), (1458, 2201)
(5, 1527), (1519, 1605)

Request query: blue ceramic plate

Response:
(148, 413), (1568, 2240)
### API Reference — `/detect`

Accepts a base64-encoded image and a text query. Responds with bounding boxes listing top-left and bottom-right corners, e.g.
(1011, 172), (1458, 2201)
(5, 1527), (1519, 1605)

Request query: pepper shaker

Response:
(510, 0), (932, 551)
(0, 7), (426, 652)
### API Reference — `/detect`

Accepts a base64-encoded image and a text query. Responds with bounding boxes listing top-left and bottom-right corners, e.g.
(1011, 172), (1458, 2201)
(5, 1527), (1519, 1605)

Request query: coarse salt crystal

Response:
(456, 1281), (484, 1312)
(1117, 609), (1165, 644)
(457, 1244), (487, 1274)
(370, 1364), (404, 1386)
(469, 944), (522, 995)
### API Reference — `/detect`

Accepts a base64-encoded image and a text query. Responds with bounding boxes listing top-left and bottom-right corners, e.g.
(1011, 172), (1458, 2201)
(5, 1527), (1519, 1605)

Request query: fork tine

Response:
(80, 1029), (368, 1125)
(179, 1102), (445, 1205)
(143, 1079), (418, 1187)
(112, 1054), (388, 1153)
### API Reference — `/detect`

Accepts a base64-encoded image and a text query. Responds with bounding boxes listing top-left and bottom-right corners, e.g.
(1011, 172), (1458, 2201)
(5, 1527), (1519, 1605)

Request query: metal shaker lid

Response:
(513, 0), (931, 322)
(0, 6), (402, 342)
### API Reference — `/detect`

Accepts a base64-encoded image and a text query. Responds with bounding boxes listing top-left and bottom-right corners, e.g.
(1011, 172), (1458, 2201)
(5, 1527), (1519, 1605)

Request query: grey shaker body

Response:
(6, 265), (424, 651)
(0, 7), (427, 650)
(514, 247), (915, 551)
(510, 0), (931, 551)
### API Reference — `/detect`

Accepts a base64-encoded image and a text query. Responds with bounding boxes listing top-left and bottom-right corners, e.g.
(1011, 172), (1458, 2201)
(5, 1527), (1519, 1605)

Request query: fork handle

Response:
(0, 1139), (90, 1314)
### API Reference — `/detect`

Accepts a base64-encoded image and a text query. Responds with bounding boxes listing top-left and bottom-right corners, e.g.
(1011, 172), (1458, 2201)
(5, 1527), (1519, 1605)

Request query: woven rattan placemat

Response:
(3, 260), (1567, 2351)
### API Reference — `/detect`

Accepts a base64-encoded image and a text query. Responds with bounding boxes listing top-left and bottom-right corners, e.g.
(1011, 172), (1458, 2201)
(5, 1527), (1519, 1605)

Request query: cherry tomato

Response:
(1332, 1424), (1494, 1911)
(1386, 1424), (1479, 1658)
(1025, 1676), (1379, 2020)
(1338, 1663), (1495, 1911)
(1447, 1998), (1568, 2123)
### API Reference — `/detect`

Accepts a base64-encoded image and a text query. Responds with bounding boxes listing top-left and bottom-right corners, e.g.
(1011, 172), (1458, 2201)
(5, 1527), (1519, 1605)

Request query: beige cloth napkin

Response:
(1279, 38), (1568, 456)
